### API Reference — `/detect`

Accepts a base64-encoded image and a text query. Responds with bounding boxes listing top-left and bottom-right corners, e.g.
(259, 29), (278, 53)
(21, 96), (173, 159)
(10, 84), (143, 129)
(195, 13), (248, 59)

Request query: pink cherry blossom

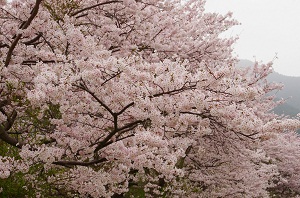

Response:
(0, 0), (300, 197)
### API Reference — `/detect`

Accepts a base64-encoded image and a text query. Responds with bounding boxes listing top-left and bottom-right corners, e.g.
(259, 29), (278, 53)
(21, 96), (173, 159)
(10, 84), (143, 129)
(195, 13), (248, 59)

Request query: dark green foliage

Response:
(0, 172), (35, 198)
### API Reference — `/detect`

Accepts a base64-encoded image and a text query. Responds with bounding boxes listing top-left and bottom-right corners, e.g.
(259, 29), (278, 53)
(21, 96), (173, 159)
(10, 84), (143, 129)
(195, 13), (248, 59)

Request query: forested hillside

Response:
(238, 60), (300, 117)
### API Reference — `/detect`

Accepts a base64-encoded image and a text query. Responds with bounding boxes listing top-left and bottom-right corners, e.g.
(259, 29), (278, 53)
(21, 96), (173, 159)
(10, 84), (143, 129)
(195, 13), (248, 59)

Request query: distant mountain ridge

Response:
(238, 60), (300, 117)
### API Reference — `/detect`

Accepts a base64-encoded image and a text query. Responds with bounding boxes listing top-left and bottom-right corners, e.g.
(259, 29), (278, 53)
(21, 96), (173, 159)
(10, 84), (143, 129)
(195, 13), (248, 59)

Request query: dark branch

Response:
(4, 0), (43, 67)
(101, 71), (122, 86)
(22, 32), (42, 45)
(150, 82), (197, 98)
(4, 109), (17, 131)
(22, 0), (43, 29)
(74, 82), (115, 116)
(52, 157), (107, 167)
(21, 60), (56, 65)
(116, 102), (134, 115)
(95, 134), (135, 149)
(94, 120), (143, 153)
(0, 124), (24, 149)
(71, 1), (122, 17)
(180, 111), (211, 119)
(0, 43), (9, 48)
(236, 131), (259, 140)
(4, 34), (22, 67)
(0, 100), (9, 108)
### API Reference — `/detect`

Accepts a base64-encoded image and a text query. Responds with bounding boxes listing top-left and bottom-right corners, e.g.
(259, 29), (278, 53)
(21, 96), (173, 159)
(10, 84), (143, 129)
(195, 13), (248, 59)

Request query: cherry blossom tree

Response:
(1, 0), (300, 197)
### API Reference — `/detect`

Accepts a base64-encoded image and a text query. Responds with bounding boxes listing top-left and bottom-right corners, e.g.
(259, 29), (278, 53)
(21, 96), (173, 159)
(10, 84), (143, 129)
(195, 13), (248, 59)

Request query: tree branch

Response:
(180, 111), (211, 119)
(150, 82), (197, 98)
(0, 124), (23, 149)
(71, 1), (122, 17)
(0, 100), (8, 108)
(116, 102), (134, 115)
(101, 71), (122, 86)
(236, 131), (259, 140)
(4, 109), (17, 131)
(21, 60), (56, 65)
(4, 0), (43, 67)
(4, 34), (22, 67)
(74, 82), (115, 116)
(22, 32), (42, 45)
(95, 133), (135, 149)
(94, 120), (143, 153)
(0, 42), (9, 48)
(52, 157), (107, 167)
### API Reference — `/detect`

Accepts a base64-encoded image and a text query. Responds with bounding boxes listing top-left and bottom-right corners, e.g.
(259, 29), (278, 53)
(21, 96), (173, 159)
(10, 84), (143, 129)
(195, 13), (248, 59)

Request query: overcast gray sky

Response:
(205, 0), (300, 76)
